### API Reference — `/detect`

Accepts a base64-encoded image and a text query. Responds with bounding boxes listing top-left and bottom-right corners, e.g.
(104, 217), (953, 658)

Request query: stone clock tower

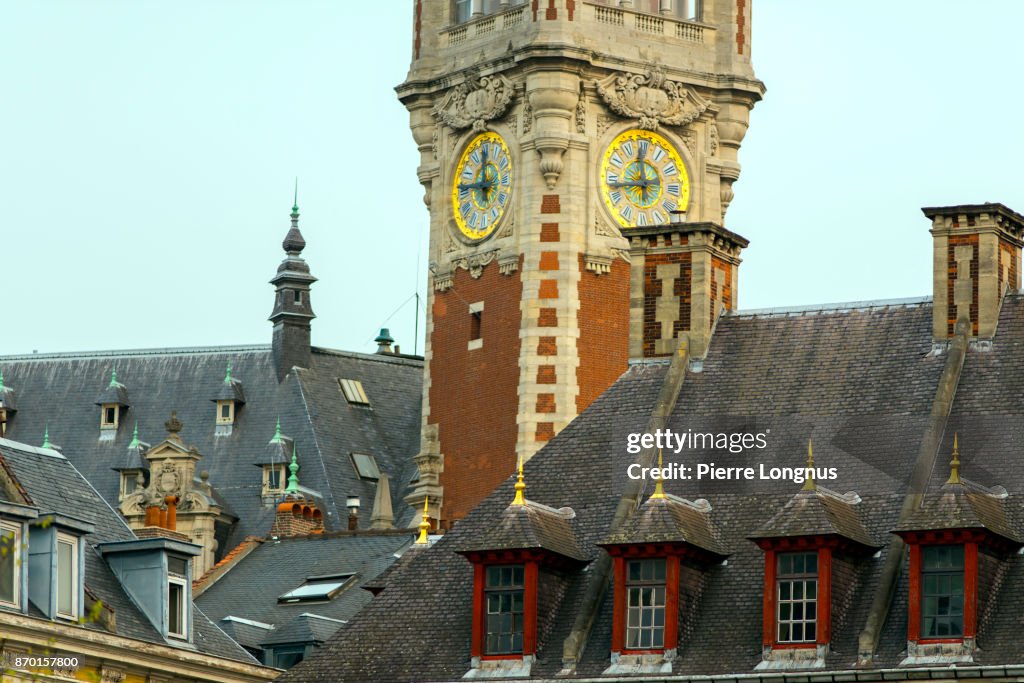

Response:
(398, 0), (764, 528)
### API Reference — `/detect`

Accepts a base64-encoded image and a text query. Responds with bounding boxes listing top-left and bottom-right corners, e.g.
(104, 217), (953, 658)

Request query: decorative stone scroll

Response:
(595, 67), (711, 131)
(433, 72), (515, 132)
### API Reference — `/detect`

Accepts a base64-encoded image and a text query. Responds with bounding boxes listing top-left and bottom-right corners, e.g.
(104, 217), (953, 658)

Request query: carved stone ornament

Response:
(433, 72), (515, 132)
(156, 459), (181, 495)
(454, 250), (498, 279)
(595, 68), (711, 131)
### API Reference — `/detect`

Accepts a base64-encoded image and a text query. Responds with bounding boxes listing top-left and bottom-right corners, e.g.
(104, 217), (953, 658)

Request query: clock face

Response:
(600, 129), (690, 228)
(452, 131), (513, 240)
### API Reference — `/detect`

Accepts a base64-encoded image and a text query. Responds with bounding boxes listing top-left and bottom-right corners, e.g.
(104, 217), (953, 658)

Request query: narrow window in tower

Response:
(293, 290), (302, 304)
(469, 302), (484, 350)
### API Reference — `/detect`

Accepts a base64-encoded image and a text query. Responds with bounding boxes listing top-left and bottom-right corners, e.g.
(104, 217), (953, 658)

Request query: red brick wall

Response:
(710, 256), (734, 328)
(999, 238), (1019, 296)
(429, 261), (523, 527)
(642, 252), (692, 357)
(576, 255), (630, 412)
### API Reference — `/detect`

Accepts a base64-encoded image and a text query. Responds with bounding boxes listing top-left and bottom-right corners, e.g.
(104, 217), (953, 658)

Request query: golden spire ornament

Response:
(945, 433), (962, 486)
(511, 453), (527, 506)
(415, 496), (431, 544)
(802, 439), (816, 492)
(650, 449), (666, 499)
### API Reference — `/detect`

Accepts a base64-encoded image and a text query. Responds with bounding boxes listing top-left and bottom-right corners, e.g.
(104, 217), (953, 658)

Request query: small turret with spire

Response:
(269, 181), (318, 381)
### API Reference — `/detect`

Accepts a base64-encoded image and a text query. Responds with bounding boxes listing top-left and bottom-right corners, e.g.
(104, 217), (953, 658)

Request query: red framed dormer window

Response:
(466, 551), (541, 659)
(608, 546), (682, 655)
(757, 540), (833, 650)
(902, 534), (980, 645)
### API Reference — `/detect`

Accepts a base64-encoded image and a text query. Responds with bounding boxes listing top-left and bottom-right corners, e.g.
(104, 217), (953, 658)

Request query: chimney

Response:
(624, 221), (749, 359)
(347, 495), (360, 530)
(271, 497), (324, 537)
(374, 328), (395, 354)
(925, 203), (1024, 340)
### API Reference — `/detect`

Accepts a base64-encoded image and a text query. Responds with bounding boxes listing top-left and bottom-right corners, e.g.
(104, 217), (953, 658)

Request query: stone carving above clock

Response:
(595, 67), (712, 131)
(433, 72), (515, 132)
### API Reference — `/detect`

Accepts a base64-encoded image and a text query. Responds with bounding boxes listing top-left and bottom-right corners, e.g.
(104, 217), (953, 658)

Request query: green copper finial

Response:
(109, 368), (118, 388)
(271, 417), (282, 443)
(129, 422), (140, 449)
(285, 446), (300, 494)
(224, 361), (233, 384)
(42, 423), (52, 449)
(0, 369), (5, 390)
(292, 178), (299, 214)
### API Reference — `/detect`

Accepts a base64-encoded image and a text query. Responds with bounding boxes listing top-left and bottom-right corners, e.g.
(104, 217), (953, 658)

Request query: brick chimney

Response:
(624, 221), (749, 359)
(925, 203), (1024, 340)
(271, 497), (324, 537)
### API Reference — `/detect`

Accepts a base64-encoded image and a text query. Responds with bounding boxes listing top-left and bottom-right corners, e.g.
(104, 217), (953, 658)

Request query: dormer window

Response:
(168, 555), (189, 639)
(776, 552), (818, 644)
(485, 565), (525, 655)
(0, 409), (7, 437)
(0, 520), (21, 608)
(339, 379), (370, 406)
(101, 404), (119, 429)
(264, 464), (286, 493)
(625, 558), (666, 650)
(55, 532), (79, 620)
(920, 545), (964, 639)
(216, 400), (235, 425)
(350, 452), (381, 481)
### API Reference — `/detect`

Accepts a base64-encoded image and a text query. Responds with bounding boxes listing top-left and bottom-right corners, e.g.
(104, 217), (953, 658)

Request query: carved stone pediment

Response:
(433, 72), (515, 131)
(155, 459), (181, 496)
(595, 68), (711, 131)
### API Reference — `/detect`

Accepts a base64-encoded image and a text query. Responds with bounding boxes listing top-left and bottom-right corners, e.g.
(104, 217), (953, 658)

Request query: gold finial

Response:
(801, 439), (816, 491)
(650, 449), (666, 499)
(511, 453), (527, 506)
(946, 432), (962, 486)
(415, 496), (431, 544)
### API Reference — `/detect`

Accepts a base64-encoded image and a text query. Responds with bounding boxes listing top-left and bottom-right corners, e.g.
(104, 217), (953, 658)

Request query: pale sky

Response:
(3, 1), (1023, 356)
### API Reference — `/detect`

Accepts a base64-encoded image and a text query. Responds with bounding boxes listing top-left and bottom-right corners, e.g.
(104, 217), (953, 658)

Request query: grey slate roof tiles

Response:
(0, 345), (423, 553)
(278, 299), (1024, 681)
(0, 438), (256, 663)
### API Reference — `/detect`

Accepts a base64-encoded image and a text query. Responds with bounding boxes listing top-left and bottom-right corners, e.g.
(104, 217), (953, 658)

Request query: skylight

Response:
(350, 452), (381, 481)
(338, 379), (370, 405)
(278, 573), (355, 604)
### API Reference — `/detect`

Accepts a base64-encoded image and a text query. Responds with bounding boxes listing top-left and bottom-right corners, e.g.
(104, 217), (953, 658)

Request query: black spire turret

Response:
(269, 189), (317, 381)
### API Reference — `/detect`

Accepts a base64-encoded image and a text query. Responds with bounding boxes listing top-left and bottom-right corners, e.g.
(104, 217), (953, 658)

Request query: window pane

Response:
(168, 582), (184, 636)
(57, 540), (73, 616)
(920, 545), (965, 638)
(484, 565), (524, 655)
(0, 528), (15, 604)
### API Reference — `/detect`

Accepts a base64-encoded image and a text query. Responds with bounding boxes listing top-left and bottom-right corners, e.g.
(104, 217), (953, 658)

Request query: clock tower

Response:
(398, 0), (764, 528)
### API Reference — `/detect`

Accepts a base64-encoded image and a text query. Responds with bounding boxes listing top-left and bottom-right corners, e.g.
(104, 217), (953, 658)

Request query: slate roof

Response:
(894, 481), (1022, 544)
(751, 487), (878, 549)
(456, 501), (588, 562)
(601, 494), (726, 556)
(0, 438), (256, 663)
(0, 345), (423, 552)
(195, 529), (415, 649)
(278, 298), (1024, 681)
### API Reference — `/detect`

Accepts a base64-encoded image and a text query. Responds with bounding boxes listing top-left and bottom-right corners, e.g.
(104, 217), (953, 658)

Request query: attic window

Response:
(776, 552), (818, 644)
(0, 409), (7, 437)
(264, 464), (286, 492)
(55, 533), (79, 620)
(350, 452), (380, 481)
(168, 577), (187, 638)
(485, 565), (525, 655)
(278, 573), (354, 603)
(216, 400), (235, 425)
(101, 404), (119, 429)
(625, 558), (666, 650)
(338, 379), (370, 406)
(920, 545), (964, 639)
(0, 521), (21, 608)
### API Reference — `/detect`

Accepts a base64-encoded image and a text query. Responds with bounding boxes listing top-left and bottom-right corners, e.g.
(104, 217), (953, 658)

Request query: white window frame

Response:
(167, 575), (188, 639)
(0, 521), (21, 608)
(55, 532), (78, 620)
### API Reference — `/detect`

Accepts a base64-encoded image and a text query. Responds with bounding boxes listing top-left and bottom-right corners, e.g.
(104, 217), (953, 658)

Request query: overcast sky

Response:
(3, 1), (1022, 356)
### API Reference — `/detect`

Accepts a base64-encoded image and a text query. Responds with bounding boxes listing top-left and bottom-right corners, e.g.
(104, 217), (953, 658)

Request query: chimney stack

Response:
(925, 203), (1024, 341)
(375, 328), (395, 354)
(624, 222), (749, 359)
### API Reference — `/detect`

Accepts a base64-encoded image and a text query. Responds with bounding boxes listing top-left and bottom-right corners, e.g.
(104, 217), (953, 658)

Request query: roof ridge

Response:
(0, 344), (272, 362)
(730, 295), (932, 319)
(311, 346), (424, 365)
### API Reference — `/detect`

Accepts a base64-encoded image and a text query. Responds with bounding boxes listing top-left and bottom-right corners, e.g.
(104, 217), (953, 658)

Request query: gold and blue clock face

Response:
(600, 129), (690, 228)
(452, 132), (513, 240)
